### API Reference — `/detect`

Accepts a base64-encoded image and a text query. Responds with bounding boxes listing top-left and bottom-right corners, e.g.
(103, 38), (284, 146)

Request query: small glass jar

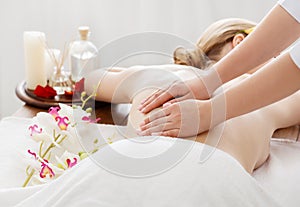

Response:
(50, 66), (72, 95)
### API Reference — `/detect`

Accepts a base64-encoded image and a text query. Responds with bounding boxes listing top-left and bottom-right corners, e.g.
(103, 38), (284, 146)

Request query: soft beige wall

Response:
(0, 0), (276, 118)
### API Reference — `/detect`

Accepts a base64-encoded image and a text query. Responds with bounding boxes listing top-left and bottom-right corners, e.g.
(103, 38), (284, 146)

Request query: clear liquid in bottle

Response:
(69, 26), (98, 82)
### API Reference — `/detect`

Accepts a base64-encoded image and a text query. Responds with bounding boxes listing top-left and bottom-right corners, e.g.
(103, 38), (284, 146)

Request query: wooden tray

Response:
(15, 81), (108, 109)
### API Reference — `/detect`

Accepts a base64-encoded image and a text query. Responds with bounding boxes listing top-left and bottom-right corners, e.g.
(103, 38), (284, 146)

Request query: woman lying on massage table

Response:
(0, 18), (291, 207)
(85, 17), (298, 174)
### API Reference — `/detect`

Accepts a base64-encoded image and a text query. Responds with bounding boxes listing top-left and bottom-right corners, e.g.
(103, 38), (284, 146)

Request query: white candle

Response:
(45, 49), (61, 80)
(23, 31), (47, 90)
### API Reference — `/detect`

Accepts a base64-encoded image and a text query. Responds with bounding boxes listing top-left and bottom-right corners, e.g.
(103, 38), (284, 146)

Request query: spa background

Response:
(0, 0), (276, 118)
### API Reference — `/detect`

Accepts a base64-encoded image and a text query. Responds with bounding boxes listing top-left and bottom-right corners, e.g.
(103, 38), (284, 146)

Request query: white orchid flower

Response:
(55, 151), (80, 170)
(58, 103), (90, 125)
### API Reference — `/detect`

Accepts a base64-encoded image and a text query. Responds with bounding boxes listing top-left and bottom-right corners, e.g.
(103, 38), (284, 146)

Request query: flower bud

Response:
(86, 107), (92, 113)
(81, 91), (87, 98)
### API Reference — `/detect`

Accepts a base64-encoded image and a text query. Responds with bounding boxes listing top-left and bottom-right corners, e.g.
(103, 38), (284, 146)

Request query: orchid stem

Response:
(42, 143), (55, 158)
(81, 88), (97, 109)
(22, 169), (35, 187)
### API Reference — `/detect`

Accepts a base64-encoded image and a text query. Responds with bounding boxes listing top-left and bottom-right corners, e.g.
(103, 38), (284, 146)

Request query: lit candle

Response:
(45, 49), (61, 80)
(23, 31), (47, 90)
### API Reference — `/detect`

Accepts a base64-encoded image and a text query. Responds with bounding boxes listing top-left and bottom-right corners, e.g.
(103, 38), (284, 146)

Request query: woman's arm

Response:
(224, 52), (300, 121)
(85, 64), (199, 104)
(215, 3), (300, 84)
(139, 52), (300, 137)
(84, 67), (137, 103)
(141, 53), (300, 136)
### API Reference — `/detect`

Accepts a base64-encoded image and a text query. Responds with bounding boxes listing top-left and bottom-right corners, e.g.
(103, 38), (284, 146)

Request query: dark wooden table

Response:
(14, 81), (131, 125)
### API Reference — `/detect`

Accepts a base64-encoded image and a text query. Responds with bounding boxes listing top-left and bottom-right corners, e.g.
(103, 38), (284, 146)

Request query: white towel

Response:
(0, 117), (281, 206)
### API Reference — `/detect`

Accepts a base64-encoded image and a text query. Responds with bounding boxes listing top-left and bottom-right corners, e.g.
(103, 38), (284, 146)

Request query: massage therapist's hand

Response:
(138, 99), (212, 138)
(139, 77), (210, 114)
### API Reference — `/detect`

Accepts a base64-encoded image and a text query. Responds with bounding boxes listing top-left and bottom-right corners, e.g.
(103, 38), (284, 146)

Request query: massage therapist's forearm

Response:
(221, 53), (300, 121)
(214, 4), (300, 85)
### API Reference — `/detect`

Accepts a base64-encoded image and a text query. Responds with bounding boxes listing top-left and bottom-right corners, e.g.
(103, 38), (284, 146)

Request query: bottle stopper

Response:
(78, 26), (90, 40)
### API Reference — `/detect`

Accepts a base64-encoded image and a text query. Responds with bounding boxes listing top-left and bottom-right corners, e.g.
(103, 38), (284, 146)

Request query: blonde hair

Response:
(174, 18), (256, 69)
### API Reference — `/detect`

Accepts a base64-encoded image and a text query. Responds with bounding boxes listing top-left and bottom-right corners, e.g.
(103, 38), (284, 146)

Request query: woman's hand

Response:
(138, 99), (212, 138)
(138, 78), (210, 114)
(138, 68), (222, 114)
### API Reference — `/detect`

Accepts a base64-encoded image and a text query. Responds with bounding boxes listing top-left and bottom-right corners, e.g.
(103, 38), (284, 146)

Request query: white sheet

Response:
(0, 117), (291, 206)
(254, 141), (300, 206)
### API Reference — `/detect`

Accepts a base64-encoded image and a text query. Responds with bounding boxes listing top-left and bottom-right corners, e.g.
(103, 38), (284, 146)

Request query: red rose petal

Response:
(64, 90), (73, 96)
(74, 78), (85, 93)
(34, 85), (57, 99)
